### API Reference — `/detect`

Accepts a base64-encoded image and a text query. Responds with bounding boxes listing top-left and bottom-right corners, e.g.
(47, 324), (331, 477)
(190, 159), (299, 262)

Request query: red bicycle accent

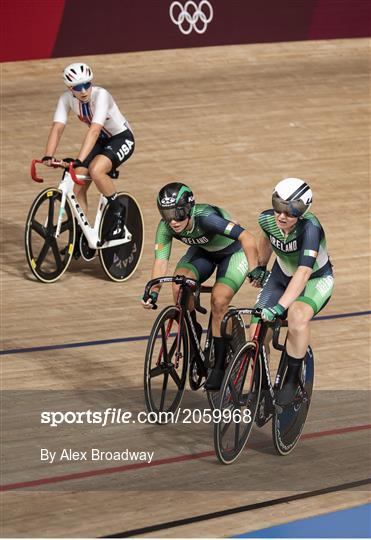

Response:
(30, 159), (85, 186)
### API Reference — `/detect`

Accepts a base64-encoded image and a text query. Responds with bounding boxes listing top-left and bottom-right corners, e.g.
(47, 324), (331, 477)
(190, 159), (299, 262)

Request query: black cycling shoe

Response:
(204, 368), (225, 391)
(255, 389), (275, 427)
(105, 207), (126, 241)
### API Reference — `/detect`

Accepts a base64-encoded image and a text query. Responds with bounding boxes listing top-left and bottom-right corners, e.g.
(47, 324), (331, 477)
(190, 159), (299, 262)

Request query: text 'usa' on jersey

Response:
(154, 204), (245, 260)
(258, 209), (333, 278)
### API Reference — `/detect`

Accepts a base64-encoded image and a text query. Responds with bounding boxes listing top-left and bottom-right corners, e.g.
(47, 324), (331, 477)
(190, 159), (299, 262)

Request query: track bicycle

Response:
(142, 275), (246, 419)
(214, 307), (314, 464)
(24, 159), (144, 282)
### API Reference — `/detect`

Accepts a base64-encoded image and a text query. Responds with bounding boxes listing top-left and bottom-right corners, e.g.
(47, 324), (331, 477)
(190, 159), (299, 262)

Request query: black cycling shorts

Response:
(81, 129), (135, 171)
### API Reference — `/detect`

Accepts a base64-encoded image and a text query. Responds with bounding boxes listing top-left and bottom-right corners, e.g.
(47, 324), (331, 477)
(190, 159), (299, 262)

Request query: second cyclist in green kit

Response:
(142, 182), (263, 390)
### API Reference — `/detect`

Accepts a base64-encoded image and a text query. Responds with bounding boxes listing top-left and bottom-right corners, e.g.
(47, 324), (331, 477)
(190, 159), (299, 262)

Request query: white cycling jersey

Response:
(53, 86), (131, 138)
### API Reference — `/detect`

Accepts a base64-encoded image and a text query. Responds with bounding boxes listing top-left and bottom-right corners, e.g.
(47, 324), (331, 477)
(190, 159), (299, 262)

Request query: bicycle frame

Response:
(144, 275), (212, 372)
(180, 284), (213, 370)
(30, 159), (132, 250)
(221, 308), (282, 408)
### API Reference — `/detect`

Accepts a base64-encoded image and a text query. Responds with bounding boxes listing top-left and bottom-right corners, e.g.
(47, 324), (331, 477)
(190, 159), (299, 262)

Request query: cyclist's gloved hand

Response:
(248, 266), (269, 286)
(261, 303), (285, 322)
(73, 159), (84, 169)
(142, 291), (159, 310)
(41, 155), (54, 166)
(61, 157), (75, 168)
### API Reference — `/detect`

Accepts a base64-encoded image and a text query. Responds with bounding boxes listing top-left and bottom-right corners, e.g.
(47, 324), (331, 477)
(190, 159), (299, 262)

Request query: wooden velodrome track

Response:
(1, 38), (370, 537)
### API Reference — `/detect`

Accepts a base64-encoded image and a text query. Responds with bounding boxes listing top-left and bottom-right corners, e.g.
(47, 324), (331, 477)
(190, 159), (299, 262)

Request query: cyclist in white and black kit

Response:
(42, 62), (134, 240)
(250, 178), (334, 403)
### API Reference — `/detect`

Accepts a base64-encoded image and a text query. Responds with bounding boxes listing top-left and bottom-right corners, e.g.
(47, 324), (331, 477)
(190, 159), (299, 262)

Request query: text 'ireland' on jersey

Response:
(154, 204), (245, 260)
(258, 209), (332, 278)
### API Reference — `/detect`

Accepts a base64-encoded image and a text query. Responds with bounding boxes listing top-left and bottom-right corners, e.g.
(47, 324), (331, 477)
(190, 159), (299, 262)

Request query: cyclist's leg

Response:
(249, 262), (288, 345)
(89, 130), (135, 195)
(204, 282), (235, 390)
(73, 170), (91, 215)
(89, 131), (135, 237)
(76, 139), (105, 213)
(286, 302), (314, 358)
(205, 248), (247, 390)
(175, 247), (215, 342)
(279, 274), (334, 402)
(88, 154), (115, 196)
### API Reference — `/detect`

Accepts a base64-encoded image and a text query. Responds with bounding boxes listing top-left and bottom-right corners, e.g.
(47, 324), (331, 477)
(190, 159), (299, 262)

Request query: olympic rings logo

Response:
(169, 0), (213, 35)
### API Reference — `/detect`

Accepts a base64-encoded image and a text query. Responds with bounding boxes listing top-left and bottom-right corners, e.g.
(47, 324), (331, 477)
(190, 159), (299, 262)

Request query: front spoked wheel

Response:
(24, 188), (75, 283)
(214, 342), (261, 464)
(144, 306), (189, 421)
(207, 310), (247, 410)
(99, 192), (144, 282)
(272, 346), (315, 455)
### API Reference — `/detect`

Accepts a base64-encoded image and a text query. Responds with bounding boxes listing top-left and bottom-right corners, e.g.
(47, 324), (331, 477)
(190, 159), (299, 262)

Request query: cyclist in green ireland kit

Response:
(142, 182), (263, 391)
(249, 178), (334, 403)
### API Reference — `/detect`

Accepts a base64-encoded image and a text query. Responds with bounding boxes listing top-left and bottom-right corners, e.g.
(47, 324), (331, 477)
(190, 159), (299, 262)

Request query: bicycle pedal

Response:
(79, 235), (96, 262)
(255, 414), (272, 428)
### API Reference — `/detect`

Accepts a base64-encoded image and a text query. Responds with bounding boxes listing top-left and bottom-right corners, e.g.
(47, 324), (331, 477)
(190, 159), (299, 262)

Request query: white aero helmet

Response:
(272, 177), (312, 217)
(63, 62), (93, 86)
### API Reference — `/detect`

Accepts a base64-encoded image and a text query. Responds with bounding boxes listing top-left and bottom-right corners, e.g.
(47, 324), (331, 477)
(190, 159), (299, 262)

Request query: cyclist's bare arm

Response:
(77, 122), (102, 162)
(43, 122), (65, 165)
(238, 230), (258, 270)
(278, 265), (313, 309)
(141, 259), (168, 309)
(151, 259), (168, 291)
(248, 235), (273, 289)
(258, 234), (273, 266)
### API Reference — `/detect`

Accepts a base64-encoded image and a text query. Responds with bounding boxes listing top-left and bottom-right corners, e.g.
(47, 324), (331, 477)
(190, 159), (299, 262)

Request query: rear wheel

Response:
(99, 192), (144, 281)
(272, 346), (314, 455)
(144, 306), (189, 421)
(24, 188), (75, 283)
(214, 342), (261, 464)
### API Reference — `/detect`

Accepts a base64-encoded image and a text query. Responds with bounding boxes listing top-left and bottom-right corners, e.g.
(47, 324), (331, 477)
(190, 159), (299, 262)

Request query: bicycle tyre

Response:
(272, 346), (315, 456)
(207, 310), (246, 410)
(99, 192), (144, 282)
(24, 188), (75, 283)
(144, 306), (189, 421)
(214, 342), (262, 464)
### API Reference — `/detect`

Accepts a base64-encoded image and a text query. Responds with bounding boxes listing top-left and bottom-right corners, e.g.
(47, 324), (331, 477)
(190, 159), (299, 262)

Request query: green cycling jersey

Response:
(155, 204), (245, 260)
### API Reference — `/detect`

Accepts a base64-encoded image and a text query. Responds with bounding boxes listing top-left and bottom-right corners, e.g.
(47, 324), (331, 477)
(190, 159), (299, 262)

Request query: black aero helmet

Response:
(157, 182), (195, 222)
(272, 178), (313, 217)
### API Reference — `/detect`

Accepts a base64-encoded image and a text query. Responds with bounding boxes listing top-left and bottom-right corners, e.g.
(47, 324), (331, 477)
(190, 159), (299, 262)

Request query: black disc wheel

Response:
(99, 192), (144, 282)
(214, 342), (261, 464)
(207, 310), (247, 410)
(144, 306), (189, 421)
(272, 346), (315, 455)
(24, 188), (75, 283)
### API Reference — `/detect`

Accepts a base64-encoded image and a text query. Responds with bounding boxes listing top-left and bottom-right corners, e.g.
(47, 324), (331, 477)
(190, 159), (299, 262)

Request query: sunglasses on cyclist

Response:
(160, 206), (189, 223)
(272, 193), (305, 218)
(71, 82), (92, 92)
